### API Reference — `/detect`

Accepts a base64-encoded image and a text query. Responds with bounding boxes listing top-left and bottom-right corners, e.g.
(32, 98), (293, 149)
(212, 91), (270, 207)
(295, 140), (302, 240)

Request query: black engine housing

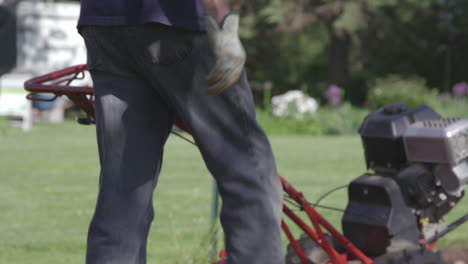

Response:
(342, 174), (419, 257)
(342, 103), (466, 257)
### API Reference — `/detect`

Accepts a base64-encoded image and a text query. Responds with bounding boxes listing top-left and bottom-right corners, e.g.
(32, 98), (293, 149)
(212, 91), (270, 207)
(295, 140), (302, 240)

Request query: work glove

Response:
(205, 13), (246, 95)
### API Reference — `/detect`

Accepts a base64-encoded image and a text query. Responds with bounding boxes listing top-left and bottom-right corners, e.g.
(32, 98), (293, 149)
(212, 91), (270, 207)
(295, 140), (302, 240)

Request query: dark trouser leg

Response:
(174, 74), (284, 264)
(86, 69), (174, 264)
(121, 25), (285, 264)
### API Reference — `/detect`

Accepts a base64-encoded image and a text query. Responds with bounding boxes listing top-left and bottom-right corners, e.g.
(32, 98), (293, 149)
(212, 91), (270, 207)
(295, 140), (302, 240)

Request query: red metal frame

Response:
(281, 176), (373, 264)
(24, 65), (376, 264)
(24, 64), (95, 121)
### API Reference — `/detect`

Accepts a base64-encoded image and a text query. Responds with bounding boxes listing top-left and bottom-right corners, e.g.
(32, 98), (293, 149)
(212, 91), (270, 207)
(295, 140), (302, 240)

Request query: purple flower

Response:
(325, 84), (342, 106)
(452, 82), (468, 97)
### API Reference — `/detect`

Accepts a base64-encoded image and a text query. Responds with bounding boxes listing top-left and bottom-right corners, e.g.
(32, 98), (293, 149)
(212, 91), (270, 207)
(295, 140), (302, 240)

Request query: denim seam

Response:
(232, 87), (258, 176)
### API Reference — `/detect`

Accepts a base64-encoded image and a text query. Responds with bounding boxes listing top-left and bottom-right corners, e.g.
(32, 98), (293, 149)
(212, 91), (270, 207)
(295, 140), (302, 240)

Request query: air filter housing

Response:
(359, 103), (440, 173)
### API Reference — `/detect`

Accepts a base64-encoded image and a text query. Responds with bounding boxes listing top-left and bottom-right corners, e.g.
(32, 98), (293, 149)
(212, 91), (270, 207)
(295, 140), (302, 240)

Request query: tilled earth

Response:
(441, 247), (468, 264)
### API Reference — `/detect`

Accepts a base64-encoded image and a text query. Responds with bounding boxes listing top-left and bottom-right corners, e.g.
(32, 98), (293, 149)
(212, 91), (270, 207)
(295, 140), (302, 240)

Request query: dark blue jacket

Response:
(78, 0), (205, 31)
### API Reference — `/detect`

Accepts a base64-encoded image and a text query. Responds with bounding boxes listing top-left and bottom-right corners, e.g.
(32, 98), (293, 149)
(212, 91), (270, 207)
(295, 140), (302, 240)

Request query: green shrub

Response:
(257, 103), (369, 135)
(256, 108), (323, 135)
(433, 96), (468, 118)
(367, 75), (439, 109)
(258, 85), (468, 136)
(314, 103), (369, 135)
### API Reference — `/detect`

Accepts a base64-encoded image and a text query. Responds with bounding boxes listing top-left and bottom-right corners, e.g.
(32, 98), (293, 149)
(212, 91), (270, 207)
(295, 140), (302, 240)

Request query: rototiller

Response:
(24, 65), (468, 264)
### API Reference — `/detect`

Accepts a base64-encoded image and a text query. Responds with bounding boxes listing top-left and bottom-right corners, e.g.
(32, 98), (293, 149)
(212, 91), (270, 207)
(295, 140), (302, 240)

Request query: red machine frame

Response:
(24, 64), (382, 264)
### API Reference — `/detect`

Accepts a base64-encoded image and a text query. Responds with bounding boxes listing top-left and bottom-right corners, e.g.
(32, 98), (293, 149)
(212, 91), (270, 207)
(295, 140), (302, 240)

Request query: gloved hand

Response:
(205, 13), (246, 95)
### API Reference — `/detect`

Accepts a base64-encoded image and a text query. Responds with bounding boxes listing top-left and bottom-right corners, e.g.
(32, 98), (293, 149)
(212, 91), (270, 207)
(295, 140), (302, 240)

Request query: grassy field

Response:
(0, 121), (466, 264)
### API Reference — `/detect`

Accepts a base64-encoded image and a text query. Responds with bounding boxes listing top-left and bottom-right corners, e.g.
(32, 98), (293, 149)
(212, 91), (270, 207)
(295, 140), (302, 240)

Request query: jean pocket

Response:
(147, 39), (193, 66)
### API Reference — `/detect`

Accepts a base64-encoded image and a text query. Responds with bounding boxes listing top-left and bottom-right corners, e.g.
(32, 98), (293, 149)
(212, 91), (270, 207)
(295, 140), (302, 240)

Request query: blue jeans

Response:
(80, 24), (284, 264)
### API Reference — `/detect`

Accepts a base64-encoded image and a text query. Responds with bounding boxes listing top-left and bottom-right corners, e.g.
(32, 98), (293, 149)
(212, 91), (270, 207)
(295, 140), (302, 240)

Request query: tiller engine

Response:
(342, 102), (467, 262)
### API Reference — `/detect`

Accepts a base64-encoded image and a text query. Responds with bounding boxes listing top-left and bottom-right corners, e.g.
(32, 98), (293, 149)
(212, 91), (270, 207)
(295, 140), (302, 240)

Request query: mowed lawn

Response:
(0, 122), (467, 264)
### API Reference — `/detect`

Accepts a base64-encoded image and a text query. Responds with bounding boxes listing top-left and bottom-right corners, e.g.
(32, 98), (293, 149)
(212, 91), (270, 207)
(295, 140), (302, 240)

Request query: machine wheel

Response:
(285, 234), (338, 264)
(373, 248), (447, 264)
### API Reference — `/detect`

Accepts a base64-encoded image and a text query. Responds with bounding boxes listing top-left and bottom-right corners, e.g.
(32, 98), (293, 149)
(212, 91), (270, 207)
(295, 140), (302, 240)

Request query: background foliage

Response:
(232, 0), (468, 108)
(220, 0), (468, 135)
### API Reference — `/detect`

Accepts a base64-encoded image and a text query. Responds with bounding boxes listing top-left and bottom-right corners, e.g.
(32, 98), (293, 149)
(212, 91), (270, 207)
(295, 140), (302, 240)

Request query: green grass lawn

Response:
(0, 122), (466, 264)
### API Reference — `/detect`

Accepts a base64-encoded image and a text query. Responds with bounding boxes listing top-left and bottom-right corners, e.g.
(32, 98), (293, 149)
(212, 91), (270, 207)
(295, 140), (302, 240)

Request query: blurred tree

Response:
(231, 0), (468, 107)
(233, 0), (344, 104)
(356, 0), (468, 94)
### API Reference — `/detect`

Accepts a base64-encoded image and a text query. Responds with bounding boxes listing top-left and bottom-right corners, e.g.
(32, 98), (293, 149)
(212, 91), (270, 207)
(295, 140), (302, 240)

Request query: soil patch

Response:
(441, 247), (468, 264)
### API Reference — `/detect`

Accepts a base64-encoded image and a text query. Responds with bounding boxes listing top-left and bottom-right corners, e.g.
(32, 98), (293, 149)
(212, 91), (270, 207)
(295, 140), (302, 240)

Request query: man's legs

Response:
(82, 26), (175, 263)
(120, 24), (285, 264)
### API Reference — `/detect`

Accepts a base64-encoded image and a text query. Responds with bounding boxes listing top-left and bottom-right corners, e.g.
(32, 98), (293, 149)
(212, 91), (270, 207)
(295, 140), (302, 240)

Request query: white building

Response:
(0, 1), (86, 130)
